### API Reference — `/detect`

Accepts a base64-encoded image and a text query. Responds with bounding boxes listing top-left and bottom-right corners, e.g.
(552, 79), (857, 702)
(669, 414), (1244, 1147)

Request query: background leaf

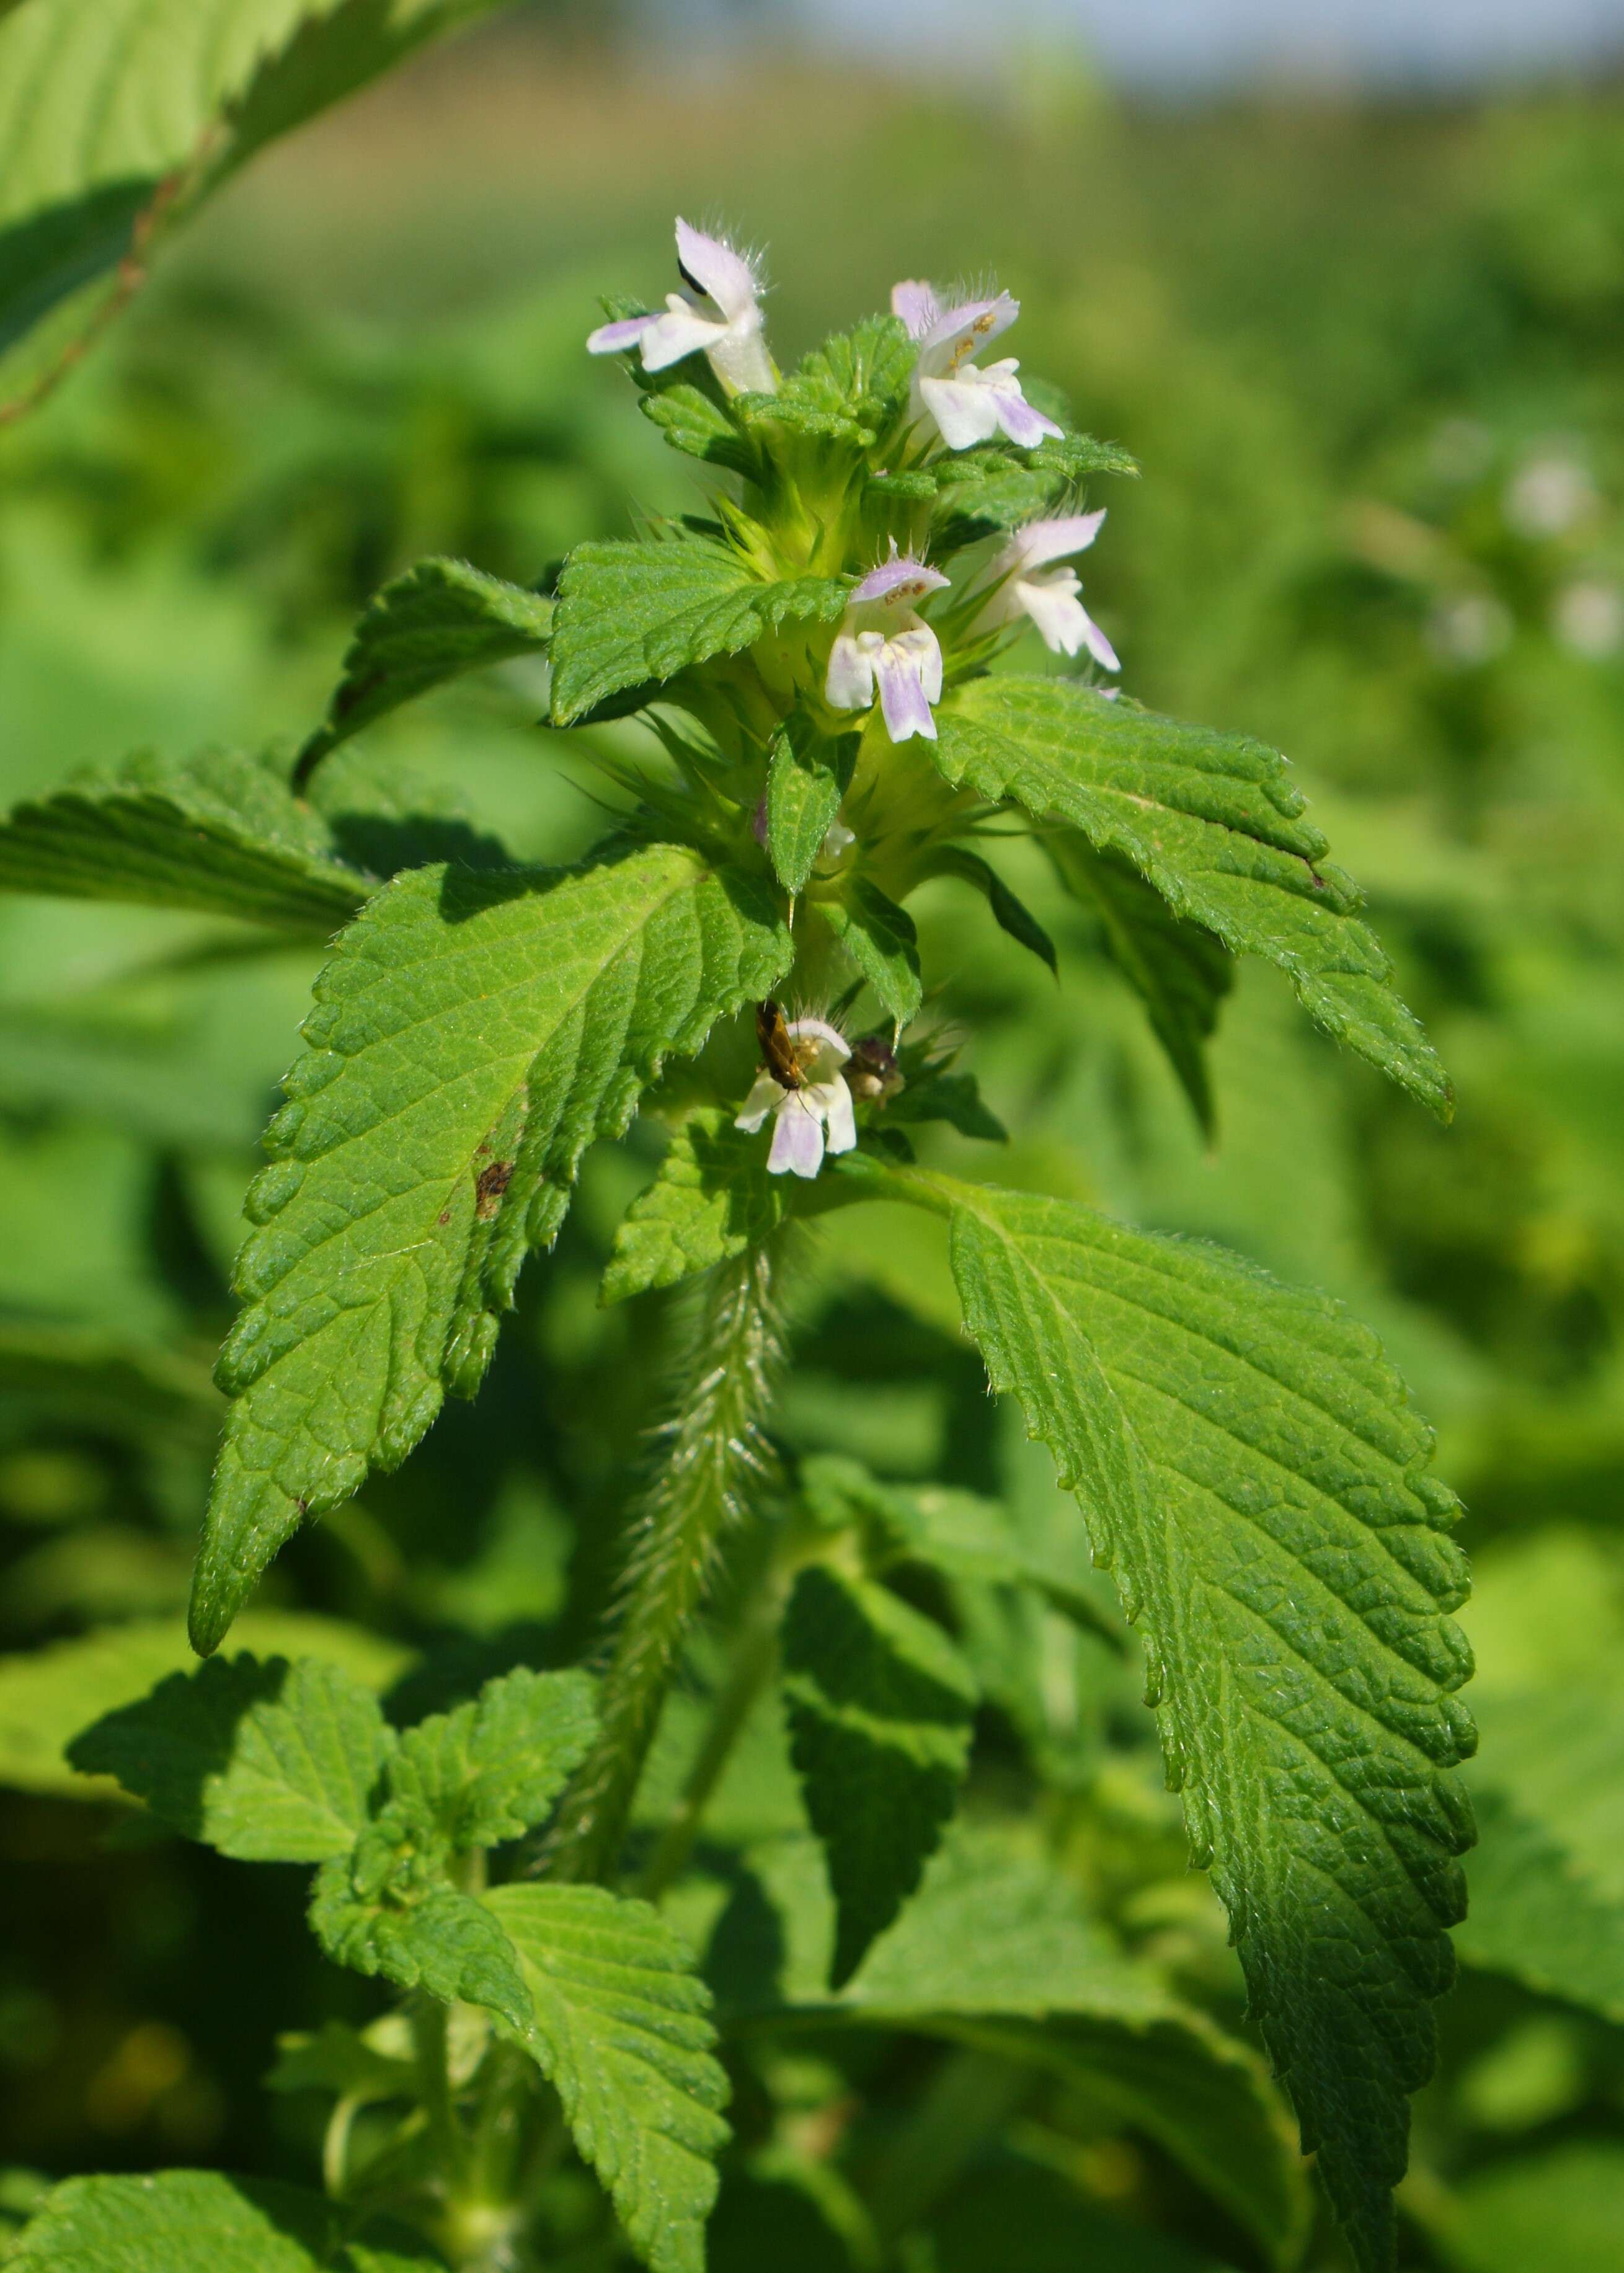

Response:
(192, 846), (789, 1653)
(484, 1882), (731, 2273)
(781, 1564), (978, 1988)
(4, 2169), (444, 2271)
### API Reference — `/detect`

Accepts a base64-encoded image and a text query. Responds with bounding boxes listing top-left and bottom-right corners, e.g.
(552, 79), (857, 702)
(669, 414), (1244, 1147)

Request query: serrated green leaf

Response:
(68, 1653), (393, 1861)
(891, 1171), (1473, 2272)
(1048, 832), (1233, 1137)
(0, 743), (498, 928)
(603, 1109), (786, 1305)
(931, 844), (1058, 974)
(781, 1564), (978, 1987)
(385, 1667), (597, 1850)
(709, 1828), (1306, 2270)
(483, 1882), (730, 2273)
(191, 846), (789, 1654)
(0, 747), (365, 928)
(767, 313), (915, 443)
(765, 713), (856, 898)
(817, 880), (923, 1027)
(311, 1861), (530, 2031)
(1027, 433), (1140, 482)
(299, 557), (553, 773)
(4, 2169), (444, 2272)
(549, 529), (848, 726)
(0, 0), (507, 403)
(638, 380), (760, 479)
(0, 1613), (412, 1800)
(934, 678), (1451, 1119)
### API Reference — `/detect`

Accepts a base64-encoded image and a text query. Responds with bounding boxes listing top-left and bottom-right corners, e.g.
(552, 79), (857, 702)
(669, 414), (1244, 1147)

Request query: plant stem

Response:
(413, 1995), (465, 2190)
(545, 1236), (794, 1886)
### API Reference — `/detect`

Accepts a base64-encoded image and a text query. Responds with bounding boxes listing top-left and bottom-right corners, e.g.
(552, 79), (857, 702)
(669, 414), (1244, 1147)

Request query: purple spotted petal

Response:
(853, 553), (951, 606)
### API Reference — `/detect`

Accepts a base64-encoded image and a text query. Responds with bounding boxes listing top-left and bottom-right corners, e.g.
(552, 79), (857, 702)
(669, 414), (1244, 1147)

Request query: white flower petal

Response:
(639, 299), (728, 372)
(786, 1017), (851, 1063)
(768, 1096), (825, 1178)
(876, 641), (938, 742)
(1013, 574), (1089, 655)
(1008, 511), (1107, 574)
(918, 292), (1019, 376)
(825, 630), (878, 712)
(734, 1071), (784, 1133)
(918, 373), (1005, 450)
(1076, 606), (1122, 673)
(587, 314), (656, 357)
(891, 279), (943, 339)
(820, 1079), (858, 1157)
(675, 218), (760, 326)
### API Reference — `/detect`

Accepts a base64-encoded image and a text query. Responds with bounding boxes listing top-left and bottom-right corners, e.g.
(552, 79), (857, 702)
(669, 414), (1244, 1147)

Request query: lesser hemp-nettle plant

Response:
(4, 220), (1471, 2273)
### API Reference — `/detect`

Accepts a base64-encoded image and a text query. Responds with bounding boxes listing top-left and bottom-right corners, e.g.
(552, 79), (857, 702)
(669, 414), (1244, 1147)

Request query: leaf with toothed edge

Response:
(483, 1882), (730, 2273)
(933, 677), (1452, 1120)
(298, 557), (554, 772)
(817, 880), (923, 1027)
(549, 529), (849, 726)
(765, 712), (857, 898)
(930, 844), (1058, 975)
(189, 847), (789, 1655)
(864, 1166), (1473, 2273)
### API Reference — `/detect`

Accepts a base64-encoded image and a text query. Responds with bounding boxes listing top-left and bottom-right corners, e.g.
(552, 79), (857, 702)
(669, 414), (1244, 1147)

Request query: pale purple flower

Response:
(972, 513), (1120, 671)
(892, 281), (1062, 453)
(735, 1017), (858, 1179)
(825, 552), (951, 743)
(588, 219), (775, 396)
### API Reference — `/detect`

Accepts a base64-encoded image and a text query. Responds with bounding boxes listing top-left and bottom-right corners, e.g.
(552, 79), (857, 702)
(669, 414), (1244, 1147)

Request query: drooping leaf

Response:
(765, 713), (856, 898)
(549, 528), (848, 725)
(191, 846), (789, 1654)
(298, 557), (554, 774)
(0, 743), (498, 928)
(780, 1564), (978, 1987)
(930, 844), (1058, 975)
(483, 1882), (731, 2273)
(817, 880), (923, 1027)
(602, 1109), (788, 1305)
(877, 1168), (1473, 2272)
(933, 678), (1452, 1119)
(384, 1667), (597, 1850)
(709, 1827), (1307, 2271)
(0, 0), (510, 406)
(4, 2169), (444, 2272)
(68, 1653), (394, 1861)
(0, 1613), (412, 1801)
(1048, 831), (1233, 1136)
(310, 1860), (530, 2033)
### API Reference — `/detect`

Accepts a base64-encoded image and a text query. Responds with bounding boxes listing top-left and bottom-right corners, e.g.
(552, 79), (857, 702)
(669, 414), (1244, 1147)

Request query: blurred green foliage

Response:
(2, 29), (1624, 2271)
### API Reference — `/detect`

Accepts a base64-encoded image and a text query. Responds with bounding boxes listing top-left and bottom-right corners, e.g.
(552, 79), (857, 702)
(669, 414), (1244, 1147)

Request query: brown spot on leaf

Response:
(474, 1159), (516, 1220)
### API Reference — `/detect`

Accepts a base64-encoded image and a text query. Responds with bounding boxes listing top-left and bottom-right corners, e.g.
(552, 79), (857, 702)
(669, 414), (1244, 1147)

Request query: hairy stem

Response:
(545, 1236), (794, 1885)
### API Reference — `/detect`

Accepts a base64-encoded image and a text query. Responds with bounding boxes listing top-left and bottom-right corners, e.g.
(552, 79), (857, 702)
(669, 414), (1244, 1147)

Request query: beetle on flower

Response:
(825, 552), (951, 742)
(735, 1016), (858, 1179)
(588, 218), (776, 396)
(892, 281), (1062, 452)
(972, 513), (1120, 670)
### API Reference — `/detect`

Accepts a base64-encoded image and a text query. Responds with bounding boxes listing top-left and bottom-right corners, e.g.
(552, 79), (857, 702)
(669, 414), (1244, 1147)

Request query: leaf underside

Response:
(916, 1174), (1473, 2271)
(934, 677), (1451, 1120)
(190, 845), (789, 1653)
(300, 555), (554, 769)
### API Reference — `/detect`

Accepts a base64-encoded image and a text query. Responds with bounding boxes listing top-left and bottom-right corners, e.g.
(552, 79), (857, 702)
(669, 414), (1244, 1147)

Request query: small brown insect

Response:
(755, 999), (805, 1091)
(474, 1159), (516, 1221)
